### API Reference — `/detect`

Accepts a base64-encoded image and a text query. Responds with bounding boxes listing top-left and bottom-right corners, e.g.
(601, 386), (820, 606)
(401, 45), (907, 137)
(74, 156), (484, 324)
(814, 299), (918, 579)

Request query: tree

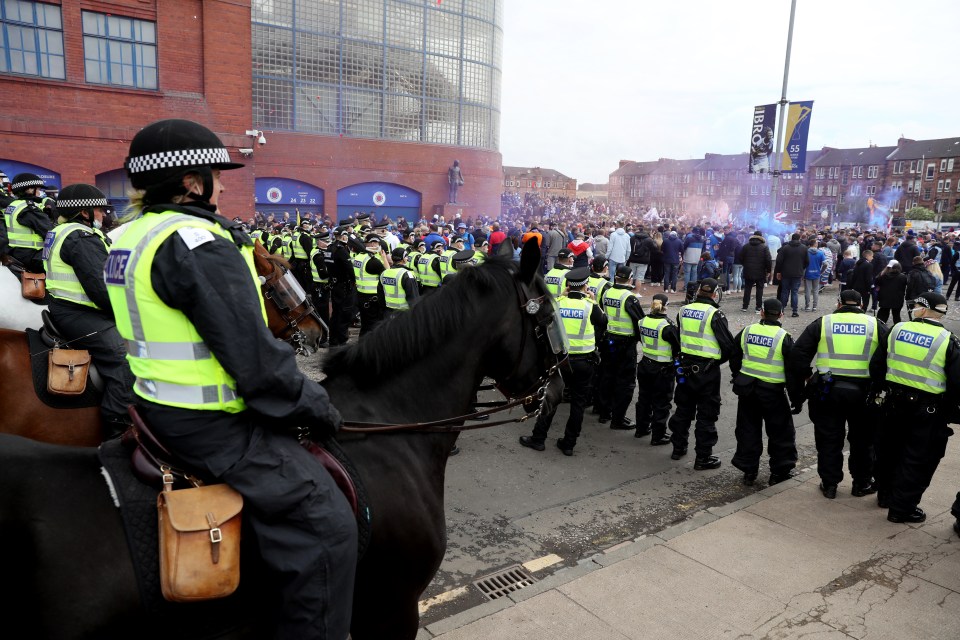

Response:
(943, 205), (960, 223)
(905, 206), (936, 221)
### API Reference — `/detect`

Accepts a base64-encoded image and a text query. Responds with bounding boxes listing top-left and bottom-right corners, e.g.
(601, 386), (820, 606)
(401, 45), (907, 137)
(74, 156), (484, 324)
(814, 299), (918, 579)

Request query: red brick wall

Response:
(0, 0), (502, 219)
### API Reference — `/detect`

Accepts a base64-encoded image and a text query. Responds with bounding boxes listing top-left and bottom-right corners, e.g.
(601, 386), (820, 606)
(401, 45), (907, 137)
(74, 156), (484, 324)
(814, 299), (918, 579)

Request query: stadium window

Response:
(0, 1), (64, 79)
(82, 11), (157, 89)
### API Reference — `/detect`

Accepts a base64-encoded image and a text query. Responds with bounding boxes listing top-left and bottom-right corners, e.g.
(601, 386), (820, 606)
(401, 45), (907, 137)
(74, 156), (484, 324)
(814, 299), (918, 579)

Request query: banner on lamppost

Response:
(748, 104), (777, 174)
(781, 100), (814, 173)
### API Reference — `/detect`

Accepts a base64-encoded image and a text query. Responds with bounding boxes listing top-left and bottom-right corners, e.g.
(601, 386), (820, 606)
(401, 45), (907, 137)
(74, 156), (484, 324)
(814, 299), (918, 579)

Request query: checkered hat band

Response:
(125, 147), (232, 174)
(57, 198), (109, 208)
(11, 178), (44, 190)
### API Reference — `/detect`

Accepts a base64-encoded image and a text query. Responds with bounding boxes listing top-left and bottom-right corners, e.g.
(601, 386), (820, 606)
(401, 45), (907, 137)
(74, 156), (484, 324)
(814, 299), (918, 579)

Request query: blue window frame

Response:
(82, 10), (157, 89)
(0, 0), (64, 79)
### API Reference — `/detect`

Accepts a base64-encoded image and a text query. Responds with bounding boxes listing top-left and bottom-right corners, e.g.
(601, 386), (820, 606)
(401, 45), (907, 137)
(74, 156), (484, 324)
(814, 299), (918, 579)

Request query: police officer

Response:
(309, 232), (332, 345)
(729, 298), (802, 486)
(44, 184), (136, 439)
(353, 234), (387, 336)
(667, 277), (736, 469)
(417, 240), (445, 294)
(788, 289), (889, 499)
(2, 172), (54, 271)
(439, 235), (464, 279)
(380, 246), (419, 316)
(587, 257), (612, 301)
(105, 119), (355, 638)
(519, 267), (607, 456)
(327, 226), (358, 347)
(598, 265), (644, 430)
(544, 248), (573, 298)
(473, 239), (488, 265)
(407, 239), (426, 289)
(290, 218), (314, 289)
(442, 249), (477, 285)
(870, 291), (960, 523)
(635, 293), (680, 444)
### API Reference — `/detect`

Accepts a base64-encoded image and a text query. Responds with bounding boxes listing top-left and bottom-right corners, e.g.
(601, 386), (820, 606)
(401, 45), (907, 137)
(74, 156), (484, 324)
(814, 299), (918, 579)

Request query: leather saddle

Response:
(38, 309), (104, 392)
(125, 406), (360, 517)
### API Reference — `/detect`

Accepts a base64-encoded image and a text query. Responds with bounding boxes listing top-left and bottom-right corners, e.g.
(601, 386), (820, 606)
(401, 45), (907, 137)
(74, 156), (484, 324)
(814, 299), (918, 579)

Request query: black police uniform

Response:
(327, 235), (357, 346)
(4, 197), (53, 271)
(290, 228), (314, 289)
(729, 315), (801, 482)
(46, 222), (135, 434)
(667, 294), (736, 462)
(870, 317), (960, 520)
(598, 283), (645, 429)
(130, 204), (356, 638)
(356, 250), (386, 337)
(311, 241), (332, 341)
(789, 305), (890, 493)
(526, 289), (607, 454)
(635, 312), (681, 443)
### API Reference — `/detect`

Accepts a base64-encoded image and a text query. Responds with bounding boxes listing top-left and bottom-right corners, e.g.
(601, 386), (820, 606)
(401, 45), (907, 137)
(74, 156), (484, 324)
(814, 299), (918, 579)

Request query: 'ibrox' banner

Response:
(781, 101), (814, 173)
(748, 104), (776, 174)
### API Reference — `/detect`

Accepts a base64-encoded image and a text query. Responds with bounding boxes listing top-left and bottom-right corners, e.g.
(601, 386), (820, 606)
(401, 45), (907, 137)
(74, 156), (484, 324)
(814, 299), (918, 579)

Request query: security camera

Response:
(239, 148), (254, 157)
(257, 133), (267, 146)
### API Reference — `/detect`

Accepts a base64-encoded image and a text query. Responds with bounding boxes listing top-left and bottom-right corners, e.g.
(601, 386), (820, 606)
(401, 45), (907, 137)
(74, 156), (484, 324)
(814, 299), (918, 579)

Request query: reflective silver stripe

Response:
(122, 214), (204, 342)
(136, 378), (237, 405)
(642, 319), (672, 362)
(888, 369), (946, 390)
(47, 270), (81, 282)
(682, 342), (722, 355)
(819, 316), (875, 361)
(742, 327), (786, 364)
(740, 364), (786, 381)
(824, 366), (871, 377)
(125, 339), (211, 360)
(50, 289), (93, 304)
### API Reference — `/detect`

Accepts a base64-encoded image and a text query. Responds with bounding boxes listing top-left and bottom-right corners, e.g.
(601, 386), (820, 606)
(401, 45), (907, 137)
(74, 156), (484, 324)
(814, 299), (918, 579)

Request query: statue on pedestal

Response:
(447, 160), (464, 204)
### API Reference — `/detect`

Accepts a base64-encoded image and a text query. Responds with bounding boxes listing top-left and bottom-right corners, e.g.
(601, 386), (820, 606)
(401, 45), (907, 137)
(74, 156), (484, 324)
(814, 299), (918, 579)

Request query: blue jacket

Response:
(661, 235), (683, 265)
(698, 258), (720, 281)
(804, 248), (826, 280)
(682, 233), (704, 264)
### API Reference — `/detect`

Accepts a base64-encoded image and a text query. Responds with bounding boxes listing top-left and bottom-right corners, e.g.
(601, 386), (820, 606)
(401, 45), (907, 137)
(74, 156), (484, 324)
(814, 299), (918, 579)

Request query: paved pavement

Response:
(418, 437), (960, 639)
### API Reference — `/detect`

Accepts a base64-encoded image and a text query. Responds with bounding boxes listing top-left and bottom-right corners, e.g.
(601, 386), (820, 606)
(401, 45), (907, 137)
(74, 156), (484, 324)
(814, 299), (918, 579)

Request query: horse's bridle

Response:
(339, 276), (566, 434)
(260, 261), (322, 356)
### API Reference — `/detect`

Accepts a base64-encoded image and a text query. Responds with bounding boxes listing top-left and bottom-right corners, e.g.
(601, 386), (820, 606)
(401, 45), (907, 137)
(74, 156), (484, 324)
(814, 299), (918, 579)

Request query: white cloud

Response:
(500, 0), (960, 184)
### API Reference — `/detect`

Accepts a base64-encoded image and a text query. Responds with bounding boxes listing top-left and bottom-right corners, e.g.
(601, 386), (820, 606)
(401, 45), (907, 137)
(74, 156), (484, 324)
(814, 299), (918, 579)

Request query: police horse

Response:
(0, 241), (562, 639)
(0, 239), (325, 446)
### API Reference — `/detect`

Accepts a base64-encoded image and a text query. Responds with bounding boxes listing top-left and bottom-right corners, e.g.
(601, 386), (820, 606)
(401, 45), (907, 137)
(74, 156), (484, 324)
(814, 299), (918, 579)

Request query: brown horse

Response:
(0, 240), (325, 447)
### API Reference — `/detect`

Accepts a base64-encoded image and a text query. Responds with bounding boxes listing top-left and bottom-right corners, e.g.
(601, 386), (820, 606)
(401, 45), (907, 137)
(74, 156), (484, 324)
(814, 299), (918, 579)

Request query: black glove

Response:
(790, 403), (804, 415)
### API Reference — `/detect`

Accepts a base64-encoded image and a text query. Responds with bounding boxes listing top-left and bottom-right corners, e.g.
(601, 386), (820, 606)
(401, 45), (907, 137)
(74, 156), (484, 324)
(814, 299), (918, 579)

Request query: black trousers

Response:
(289, 258), (310, 291)
(731, 381), (798, 476)
(329, 282), (356, 346)
(876, 392), (953, 514)
(531, 355), (594, 449)
(312, 283), (330, 342)
(635, 359), (675, 439)
(50, 302), (135, 426)
(356, 292), (383, 337)
(668, 360), (722, 457)
(138, 402), (357, 640)
(808, 382), (874, 486)
(598, 337), (637, 424)
(742, 278), (765, 310)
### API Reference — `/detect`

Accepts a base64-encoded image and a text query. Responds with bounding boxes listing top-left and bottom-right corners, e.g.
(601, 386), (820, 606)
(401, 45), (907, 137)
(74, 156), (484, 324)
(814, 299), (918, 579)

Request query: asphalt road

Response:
(300, 282), (960, 626)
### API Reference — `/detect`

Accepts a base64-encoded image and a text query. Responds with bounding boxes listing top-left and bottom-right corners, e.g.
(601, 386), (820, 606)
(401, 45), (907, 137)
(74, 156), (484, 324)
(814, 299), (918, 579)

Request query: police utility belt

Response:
(887, 382), (943, 412)
(677, 354), (714, 375)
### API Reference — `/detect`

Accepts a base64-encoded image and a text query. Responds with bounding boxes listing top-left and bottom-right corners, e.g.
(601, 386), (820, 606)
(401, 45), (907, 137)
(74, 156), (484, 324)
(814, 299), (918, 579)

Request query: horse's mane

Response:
(322, 254), (519, 386)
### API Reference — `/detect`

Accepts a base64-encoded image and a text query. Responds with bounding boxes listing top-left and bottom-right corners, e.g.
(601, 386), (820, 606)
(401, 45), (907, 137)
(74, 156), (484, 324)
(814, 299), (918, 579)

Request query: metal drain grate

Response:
(473, 565), (537, 600)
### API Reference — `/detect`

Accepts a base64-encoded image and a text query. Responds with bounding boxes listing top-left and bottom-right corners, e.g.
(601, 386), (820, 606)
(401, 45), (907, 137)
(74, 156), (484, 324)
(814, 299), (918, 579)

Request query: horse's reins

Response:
(257, 250), (320, 355)
(339, 279), (564, 434)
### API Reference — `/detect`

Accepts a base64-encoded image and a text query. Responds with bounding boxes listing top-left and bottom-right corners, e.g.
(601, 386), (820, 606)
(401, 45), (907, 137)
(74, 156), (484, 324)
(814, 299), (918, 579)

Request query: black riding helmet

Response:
(124, 119), (244, 206)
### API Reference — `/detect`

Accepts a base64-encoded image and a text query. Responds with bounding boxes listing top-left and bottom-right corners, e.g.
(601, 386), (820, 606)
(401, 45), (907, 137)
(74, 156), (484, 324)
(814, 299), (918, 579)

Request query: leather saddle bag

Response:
(21, 271), (46, 299)
(47, 347), (91, 395)
(158, 479), (243, 602)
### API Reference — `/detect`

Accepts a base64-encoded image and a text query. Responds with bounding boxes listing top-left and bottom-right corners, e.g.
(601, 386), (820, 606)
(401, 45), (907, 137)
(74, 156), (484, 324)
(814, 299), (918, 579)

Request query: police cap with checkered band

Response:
(124, 119), (244, 203)
(55, 184), (109, 219)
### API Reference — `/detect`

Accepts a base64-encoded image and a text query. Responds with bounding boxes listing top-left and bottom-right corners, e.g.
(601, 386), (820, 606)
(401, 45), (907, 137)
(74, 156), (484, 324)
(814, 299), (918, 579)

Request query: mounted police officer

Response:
(635, 293), (680, 445)
(2, 172), (54, 271)
(309, 231), (332, 346)
(667, 277), (736, 470)
(789, 289), (889, 499)
(104, 119), (356, 638)
(380, 246), (419, 316)
(354, 233), (387, 336)
(519, 267), (606, 456)
(44, 184), (135, 439)
(598, 265), (644, 430)
(729, 298), (802, 486)
(543, 248), (573, 298)
(870, 291), (960, 524)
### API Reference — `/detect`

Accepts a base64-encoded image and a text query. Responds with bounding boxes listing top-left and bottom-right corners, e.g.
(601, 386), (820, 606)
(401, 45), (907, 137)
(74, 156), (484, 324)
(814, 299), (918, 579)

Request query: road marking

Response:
(522, 553), (562, 573)
(418, 586), (468, 615)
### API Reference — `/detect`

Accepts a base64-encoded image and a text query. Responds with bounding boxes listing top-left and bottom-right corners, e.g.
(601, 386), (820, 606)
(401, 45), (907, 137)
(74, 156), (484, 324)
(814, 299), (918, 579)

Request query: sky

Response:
(499, 0), (960, 185)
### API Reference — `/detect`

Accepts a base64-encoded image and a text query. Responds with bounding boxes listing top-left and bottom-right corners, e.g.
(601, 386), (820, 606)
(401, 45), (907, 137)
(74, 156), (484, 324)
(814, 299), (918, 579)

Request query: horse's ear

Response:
(519, 238), (541, 285)
(497, 238), (513, 258)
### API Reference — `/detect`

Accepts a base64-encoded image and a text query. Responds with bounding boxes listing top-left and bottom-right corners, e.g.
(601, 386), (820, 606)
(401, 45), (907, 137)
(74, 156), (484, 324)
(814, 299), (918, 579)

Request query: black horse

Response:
(0, 240), (560, 639)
